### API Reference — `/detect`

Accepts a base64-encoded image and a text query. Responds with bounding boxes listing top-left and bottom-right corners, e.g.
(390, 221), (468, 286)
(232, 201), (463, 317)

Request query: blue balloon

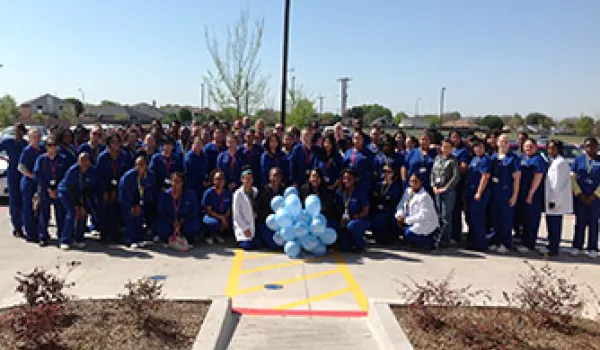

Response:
(284, 186), (299, 198)
(320, 228), (338, 245)
(271, 195), (285, 212)
(297, 210), (312, 225)
(284, 240), (301, 258)
(275, 208), (293, 228)
(280, 226), (296, 241)
(294, 222), (309, 239)
(305, 194), (322, 216)
(313, 243), (328, 256)
(266, 214), (280, 231)
(300, 234), (319, 252)
(285, 194), (302, 217)
(310, 215), (327, 234)
(273, 233), (285, 246)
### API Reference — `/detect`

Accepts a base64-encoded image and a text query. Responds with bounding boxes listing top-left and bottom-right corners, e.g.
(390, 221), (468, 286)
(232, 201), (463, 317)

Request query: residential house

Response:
(81, 103), (165, 124)
(398, 116), (429, 129)
(20, 94), (74, 119)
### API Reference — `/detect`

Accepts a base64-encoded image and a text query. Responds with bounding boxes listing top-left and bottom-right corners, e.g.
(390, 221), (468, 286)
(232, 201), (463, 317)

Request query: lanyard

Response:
(587, 157), (593, 175)
(351, 150), (357, 166)
(138, 175), (144, 200)
(305, 146), (311, 166)
(111, 158), (119, 178)
(49, 157), (56, 179)
(247, 148), (253, 166)
(173, 194), (181, 215)
(381, 183), (391, 197)
(404, 192), (415, 216)
(229, 153), (235, 171)
(164, 156), (171, 175)
(343, 190), (353, 209)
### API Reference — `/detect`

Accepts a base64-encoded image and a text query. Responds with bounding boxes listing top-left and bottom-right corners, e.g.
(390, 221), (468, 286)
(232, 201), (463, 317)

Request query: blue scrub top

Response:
(118, 168), (157, 208)
(290, 143), (318, 186)
(149, 152), (184, 188)
(216, 150), (246, 187)
(343, 147), (374, 192)
(78, 142), (106, 165)
(19, 145), (45, 184)
(203, 142), (226, 175)
(337, 188), (368, 216)
(201, 187), (232, 216)
(519, 153), (547, 197)
(158, 188), (199, 222)
(314, 152), (343, 187)
(466, 154), (492, 195)
(489, 152), (520, 193)
(59, 144), (78, 167)
(451, 145), (471, 165)
(97, 150), (132, 194)
(571, 154), (600, 196)
(34, 154), (68, 190)
(260, 152), (290, 185)
(0, 138), (28, 174)
(184, 149), (207, 194)
(58, 164), (97, 206)
(404, 148), (437, 184)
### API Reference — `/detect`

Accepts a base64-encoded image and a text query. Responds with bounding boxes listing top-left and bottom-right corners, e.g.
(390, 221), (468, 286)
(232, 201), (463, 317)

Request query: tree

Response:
(319, 112), (338, 126)
(0, 95), (18, 127)
(216, 107), (238, 122)
(477, 115), (504, 130)
(101, 100), (120, 107)
(288, 98), (315, 128)
(58, 106), (77, 124)
(525, 112), (554, 128)
(179, 108), (193, 123)
(63, 98), (84, 117)
(442, 111), (461, 123)
(575, 115), (595, 136)
(393, 111), (408, 125)
(425, 115), (442, 127)
(114, 113), (128, 123)
(255, 108), (279, 126)
(204, 9), (269, 118)
(361, 104), (392, 125)
(506, 113), (524, 131)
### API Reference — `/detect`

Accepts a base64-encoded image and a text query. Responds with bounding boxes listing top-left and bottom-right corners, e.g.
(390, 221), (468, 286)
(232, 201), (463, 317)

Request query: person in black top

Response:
(300, 168), (341, 229)
(256, 167), (285, 250)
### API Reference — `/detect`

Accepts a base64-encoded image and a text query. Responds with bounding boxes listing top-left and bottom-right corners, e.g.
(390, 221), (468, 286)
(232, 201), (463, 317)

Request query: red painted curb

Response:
(232, 307), (368, 317)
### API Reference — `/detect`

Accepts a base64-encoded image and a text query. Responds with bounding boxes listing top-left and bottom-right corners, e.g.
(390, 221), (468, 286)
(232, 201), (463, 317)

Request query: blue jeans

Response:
(435, 189), (456, 245)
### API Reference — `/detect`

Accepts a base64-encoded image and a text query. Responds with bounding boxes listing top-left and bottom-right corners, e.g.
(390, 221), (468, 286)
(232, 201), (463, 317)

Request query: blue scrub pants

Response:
(60, 201), (88, 245)
(157, 219), (201, 244)
(573, 197), (599, 251)
(467, 192), (489, 251)
(122, 206), (144, 245)
(371, 210), (397, 245)
(203, 215), (231, 238)
(435, 189), (456, 245)
(338, 218), (370, 252)
(20, 178), (37, 241)
(37, 191), (65, 242)
(519, 196), (542, 250)
(7, 172), (23, 233)
(258, 224), (280, 250)
(238, 235), (262, 250)
(98, 195), (121, 241)
(490, 188), (515, 249)
(404, 227), (436, 250)
(545, 214), (563, 254)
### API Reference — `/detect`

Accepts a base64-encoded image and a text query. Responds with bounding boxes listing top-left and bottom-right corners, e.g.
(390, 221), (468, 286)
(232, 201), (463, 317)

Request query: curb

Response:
(192, 296), (235, 350)
(367, 300), (414, 350)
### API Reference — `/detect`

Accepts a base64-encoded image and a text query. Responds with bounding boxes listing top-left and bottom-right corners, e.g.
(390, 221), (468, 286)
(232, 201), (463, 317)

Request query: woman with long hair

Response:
(314, 134), (343, 190)
(260, 134), (290, 185)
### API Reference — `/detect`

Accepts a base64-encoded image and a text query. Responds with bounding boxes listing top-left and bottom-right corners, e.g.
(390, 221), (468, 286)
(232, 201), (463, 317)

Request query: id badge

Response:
(111, 179), (118, 187)
(343, 210), (350, 221)
(377, 204), (385, 210)
(324, 176), (330, 183)
(435, 177), (442, 184)
(49, 180), (56, 187)
(164, 178), (171, 187)
(419, 167), (427, 173)
(492, 177), (499, 183)
(585, 178), (593, 185)
(139, 199), (144, 206)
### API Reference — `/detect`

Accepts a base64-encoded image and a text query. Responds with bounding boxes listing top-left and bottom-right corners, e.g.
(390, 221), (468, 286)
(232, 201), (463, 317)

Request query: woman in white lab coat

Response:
(232, 167), (260, 250)
(396, 173), (440, 250)
(540, 140), (573, 256)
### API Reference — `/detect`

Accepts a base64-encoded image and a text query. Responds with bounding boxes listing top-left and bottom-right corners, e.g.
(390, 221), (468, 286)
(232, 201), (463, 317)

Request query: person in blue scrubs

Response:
(0, 123), (28, 237)
(57, 128), (78, 167)
(137, 133), (159, 164)
(570, 137), (600, 258)
(402, 132), (437, 195)
(314, 134), (343, 190)
(515, 139), (547, 253)
(18, 129), (45, 242)
(261, 134), (290, 185)
(337, 168), (371, 252)
(256, 167), (285, 250)
(149, 136), (183, 190)
(96, 134), (131, 243)
(343, 132), (374, 196)
(119, 156), (157, 248)
(488, 134), (520, 253)
(78, 125), (106, 165)
(184, 136), (207, 203)
(290, 128), (318, 188)
(240, 129), (264, 187)
(449, 130), (470, 243)
(217, 134), (245, 191)
(203, 128), (226, 176)
(156, 172), (201, 246)
(58, 153), (97, 250)
(122, 130), (139, 162)
(33, 136), (67, 246)
(373, 134), (403, 183)
(202, 169), (232, 245)
(465, 139), (491, 251)
(370, 164), (402, 244)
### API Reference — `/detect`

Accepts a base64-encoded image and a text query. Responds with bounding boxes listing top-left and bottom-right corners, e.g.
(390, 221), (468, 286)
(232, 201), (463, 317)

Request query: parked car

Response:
(323, 126), (351, 138)
(0, 125), (48, 142)
(0, 153), (8, 198)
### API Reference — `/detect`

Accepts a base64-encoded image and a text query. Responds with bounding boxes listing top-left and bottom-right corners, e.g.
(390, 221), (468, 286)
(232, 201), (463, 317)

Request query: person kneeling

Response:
(395, 174), (439, 250)
(233, 167), (261, 250)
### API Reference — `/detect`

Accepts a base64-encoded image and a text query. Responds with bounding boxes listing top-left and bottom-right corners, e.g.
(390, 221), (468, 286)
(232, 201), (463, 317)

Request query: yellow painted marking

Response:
(240, 257), (319, 274)
(242, 252), (279, 260)
(225, 249), (245, 296)
(273, 287), (352, 310)
(231, 268), (342, 296)
(335, 254), (369, 311)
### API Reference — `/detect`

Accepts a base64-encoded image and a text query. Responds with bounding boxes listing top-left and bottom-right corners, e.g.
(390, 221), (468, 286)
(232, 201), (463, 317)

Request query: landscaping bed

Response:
(0, 299), (210, 350)
(392, 305), (600, 350)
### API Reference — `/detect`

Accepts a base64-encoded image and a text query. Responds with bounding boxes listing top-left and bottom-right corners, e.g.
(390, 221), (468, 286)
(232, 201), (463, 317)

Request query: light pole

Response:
(280, 0), (291, 126)
(415, 97), (422, 117)
(77, 88), (85, 103)
(440, 86), (446, 119)
(200, 83), (205, 109)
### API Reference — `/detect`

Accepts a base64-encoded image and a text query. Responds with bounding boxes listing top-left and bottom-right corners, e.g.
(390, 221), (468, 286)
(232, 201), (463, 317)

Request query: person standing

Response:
(343, 132), (374, 196)
(149, 136), (183, 190)
(402, 132), (437, 194)
(465, 139), (491, 251)
(260, 134), (290, 185)
(18, 129), (45, 242)
(217, 134), (245, 190)
(314, 134), (343, 190)
(79, 125), (106, 165)
(430, 138), (460, 248)
(449, 130), (470, 243)
(184, 136), (207, 204)
(570, 137), (600, 258)
(540, 140), (572, 256)
(373, 135), (403, 183)
(240, 129), (264, 187)
(290, 128), (317, 188)
(0, 123), (28, 237)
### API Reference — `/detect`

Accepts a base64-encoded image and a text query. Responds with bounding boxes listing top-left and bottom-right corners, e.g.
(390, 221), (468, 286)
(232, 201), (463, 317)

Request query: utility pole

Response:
(77, 88), (85, 104)
(415, 97), (422, 117)
(318, 95), (324, 115)
(337, 77), (352, 116)
(245, 81), (250, 116)
(200, 83), (205, 109)
(280, 0), (291, 126)
(440, 86), (446, 120)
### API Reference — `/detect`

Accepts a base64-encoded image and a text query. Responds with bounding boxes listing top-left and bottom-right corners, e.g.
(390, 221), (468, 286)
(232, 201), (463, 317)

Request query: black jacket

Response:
(299, 183), (341, 222)
(256, 185), (285, 224)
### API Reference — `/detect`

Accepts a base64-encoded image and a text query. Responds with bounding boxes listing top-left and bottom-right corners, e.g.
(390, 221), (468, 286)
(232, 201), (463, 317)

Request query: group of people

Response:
(0, 115), (598, 258)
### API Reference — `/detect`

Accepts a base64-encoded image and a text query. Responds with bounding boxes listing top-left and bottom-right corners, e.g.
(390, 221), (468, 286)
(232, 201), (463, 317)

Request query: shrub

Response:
(120, 277), (164, 330)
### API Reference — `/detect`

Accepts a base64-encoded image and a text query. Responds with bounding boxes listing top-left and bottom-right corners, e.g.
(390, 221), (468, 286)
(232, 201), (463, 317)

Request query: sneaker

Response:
(205, 237), (214, 245)
(496, 245), (509, 254)
(537, 246), (549, 255)
(586, 250), (598, 259)
(215, 236), (225, 244)
(570, 248), (581, 257)
(39, 240), (47, 247)
(153, 235), (161, 243)
(73, 242), (86, 249)
(60, 244), (70, 250)
(130, 243), (139, 249)
(517, 246), (530, 254)
(488, 245), (499, 252)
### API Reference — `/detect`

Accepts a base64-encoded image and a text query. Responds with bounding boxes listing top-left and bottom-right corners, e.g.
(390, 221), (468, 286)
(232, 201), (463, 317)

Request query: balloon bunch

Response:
(266, 187), (338, 258)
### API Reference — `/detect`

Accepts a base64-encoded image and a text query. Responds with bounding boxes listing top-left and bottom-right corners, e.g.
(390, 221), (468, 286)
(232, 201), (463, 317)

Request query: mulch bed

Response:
(392, 305), (600, 350)
(0, 299), (210, 350)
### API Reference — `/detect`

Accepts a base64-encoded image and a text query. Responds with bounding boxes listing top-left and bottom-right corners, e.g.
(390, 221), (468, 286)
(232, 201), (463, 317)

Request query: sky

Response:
(1, 0), (599, 118)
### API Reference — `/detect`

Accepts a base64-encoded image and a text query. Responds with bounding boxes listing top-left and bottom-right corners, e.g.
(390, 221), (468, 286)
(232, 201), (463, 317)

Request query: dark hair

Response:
(57, 128), (73, 145)
(170, 171), (184, 181)
(321, 134), (338, 155)
(584, 137), (598, 146)
(210, 168), (225, 184)
(472, 139), (484, 148)
(547, 139), (564, 155)
(518, 132), (529, 140)
(163, 136), (175, 146)
(340, 168), (357, 182)
(309, 168), (325, 183)
(441, 137), (453, 145)
(311, 132), (322, 145)
(106, 134), (122, 146)
(407, 136), (419, 146)
(266, 134), (281, 154)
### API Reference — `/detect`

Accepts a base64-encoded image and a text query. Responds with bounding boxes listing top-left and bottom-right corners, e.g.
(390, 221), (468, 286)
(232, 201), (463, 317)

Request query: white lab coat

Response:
(395, 187), (439, 235)
(545, 155), (573, 215)
(232, 186), (258, 242)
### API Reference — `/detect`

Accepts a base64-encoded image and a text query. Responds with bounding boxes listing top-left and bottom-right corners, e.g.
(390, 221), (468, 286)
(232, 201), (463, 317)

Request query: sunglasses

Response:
(46, 143), (57, 147)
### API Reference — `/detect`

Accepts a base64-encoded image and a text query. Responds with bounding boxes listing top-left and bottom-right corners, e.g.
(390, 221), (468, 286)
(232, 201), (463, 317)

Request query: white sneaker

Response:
(153, 235), (161, 243)
(205, 237), (214, 245)
(60, 244), (70, 250)
(517, 246), (530, 254)
(488, 245), (498, 252)
(537, 246), (549, 255)
(570, 248), (581, 257)
(496, 245), (509, 254)
(139, 241), (152, 247)
(130, 243), (139, 249)
(73, 242), (86, 249)
(215, 236), (225, 244)
(586, 250), (598, 259)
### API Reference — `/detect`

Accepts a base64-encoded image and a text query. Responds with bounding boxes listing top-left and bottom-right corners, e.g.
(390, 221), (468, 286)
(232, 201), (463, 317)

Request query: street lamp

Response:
(77, 88), (85, 103)
(415, 97), (422, 117)
(280, 0), (291, 126)
(440, 86), (446, 119)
